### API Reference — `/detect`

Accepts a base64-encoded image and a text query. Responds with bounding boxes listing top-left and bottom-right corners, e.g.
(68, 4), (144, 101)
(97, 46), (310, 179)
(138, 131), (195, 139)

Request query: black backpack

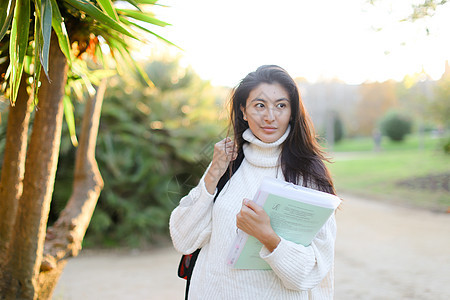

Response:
(177, 151), (244, 299)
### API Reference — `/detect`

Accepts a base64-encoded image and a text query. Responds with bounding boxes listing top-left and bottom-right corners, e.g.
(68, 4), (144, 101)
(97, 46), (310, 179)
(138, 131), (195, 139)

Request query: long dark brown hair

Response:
(229, 65), (336, 195)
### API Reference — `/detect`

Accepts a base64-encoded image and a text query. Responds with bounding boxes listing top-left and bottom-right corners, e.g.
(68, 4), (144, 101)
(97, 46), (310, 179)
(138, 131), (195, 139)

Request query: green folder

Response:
(227, 177), (341, 270)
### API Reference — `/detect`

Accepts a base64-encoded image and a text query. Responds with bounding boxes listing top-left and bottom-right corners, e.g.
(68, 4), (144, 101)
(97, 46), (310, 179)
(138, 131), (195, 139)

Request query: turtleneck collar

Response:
(242, 126), (290, 168)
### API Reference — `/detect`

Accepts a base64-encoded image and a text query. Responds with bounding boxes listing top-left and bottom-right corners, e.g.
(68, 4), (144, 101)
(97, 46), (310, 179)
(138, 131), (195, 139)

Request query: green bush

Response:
(443, 137), (450, 154)
(379, 110), (412, 142)
(52, 59), (229, 248)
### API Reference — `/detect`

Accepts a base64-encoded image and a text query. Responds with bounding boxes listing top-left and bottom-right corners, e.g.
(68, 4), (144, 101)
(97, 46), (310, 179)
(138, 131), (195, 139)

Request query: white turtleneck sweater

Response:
(169, 128), (336, 299)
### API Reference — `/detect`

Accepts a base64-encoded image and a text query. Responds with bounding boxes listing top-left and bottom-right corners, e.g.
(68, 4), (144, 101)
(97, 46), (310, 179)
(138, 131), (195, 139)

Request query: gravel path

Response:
(53, 194), (450, 299)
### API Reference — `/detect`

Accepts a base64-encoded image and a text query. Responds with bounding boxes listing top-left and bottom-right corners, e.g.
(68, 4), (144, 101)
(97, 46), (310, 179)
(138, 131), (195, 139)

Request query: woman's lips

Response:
(261, 126), (277, 133)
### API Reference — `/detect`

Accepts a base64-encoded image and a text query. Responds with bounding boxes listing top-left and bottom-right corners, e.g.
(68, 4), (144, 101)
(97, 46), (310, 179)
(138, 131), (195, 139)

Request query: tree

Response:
(430, 61), (450, 127)
(0, 0), (172, 298)
(356, 80), (398, 136)
(403, 0), (449, 21)
(379, 110), (413, 141)
(368, 0), (449, 21)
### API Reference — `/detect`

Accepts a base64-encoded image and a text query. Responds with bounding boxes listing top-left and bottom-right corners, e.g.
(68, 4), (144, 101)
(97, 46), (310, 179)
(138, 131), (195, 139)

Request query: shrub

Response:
(52, 60), (228, 248)
(443, 137), (450, 154)
(379, 110), (412, 142)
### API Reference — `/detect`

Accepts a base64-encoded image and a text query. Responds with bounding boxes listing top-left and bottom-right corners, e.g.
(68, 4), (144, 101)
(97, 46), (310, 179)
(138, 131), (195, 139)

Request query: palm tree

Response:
(0, 0), (173, 298)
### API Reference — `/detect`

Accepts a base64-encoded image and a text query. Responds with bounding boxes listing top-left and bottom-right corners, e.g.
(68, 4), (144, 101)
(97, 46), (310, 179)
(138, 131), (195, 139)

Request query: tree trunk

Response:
(0, 75), (32, 265)
(0, 32), (68, 299)
(37, 79), (106, 299)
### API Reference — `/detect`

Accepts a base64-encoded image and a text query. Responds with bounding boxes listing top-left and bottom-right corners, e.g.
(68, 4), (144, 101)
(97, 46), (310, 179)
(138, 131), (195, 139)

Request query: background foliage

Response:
(329, 134), (449, 212)
(2, 56), (449, 248)
(2, 58), (449, 248)
(379, 110), (413, 141)
(50, 58), (229, 247)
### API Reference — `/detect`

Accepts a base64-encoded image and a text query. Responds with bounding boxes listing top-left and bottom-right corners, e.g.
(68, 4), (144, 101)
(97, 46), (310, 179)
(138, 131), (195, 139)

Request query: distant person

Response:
(373, 128), (382, 152)
(170, 65), (338, 299)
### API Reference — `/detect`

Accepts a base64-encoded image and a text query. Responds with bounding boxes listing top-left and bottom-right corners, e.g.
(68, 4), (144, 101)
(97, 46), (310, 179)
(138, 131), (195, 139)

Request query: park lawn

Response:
(327, 145), (450, 212)
(331, 133), (445, 152)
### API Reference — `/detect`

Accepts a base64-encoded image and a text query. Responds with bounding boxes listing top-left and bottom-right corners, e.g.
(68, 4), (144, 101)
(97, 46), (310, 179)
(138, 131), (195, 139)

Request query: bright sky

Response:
(139, 0), (450, 87)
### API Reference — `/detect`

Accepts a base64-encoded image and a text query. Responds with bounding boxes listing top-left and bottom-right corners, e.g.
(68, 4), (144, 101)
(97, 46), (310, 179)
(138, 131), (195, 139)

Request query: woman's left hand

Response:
(236, 199), (281, 252)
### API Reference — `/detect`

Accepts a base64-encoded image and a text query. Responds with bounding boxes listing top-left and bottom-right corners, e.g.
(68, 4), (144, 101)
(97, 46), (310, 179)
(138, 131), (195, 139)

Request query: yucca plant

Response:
(0, 0), (173, 298)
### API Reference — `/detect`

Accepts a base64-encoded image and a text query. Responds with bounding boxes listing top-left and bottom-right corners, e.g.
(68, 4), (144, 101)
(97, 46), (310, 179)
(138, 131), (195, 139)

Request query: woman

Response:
(170, 65), (337, 299)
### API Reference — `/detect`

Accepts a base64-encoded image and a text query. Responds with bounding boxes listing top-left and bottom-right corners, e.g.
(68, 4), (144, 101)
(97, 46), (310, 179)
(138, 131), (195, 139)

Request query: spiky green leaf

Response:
(94, 42), (106, 68)
(68, 77), (84, 101)
(96, 0), (119, 21)
(50, 0), (72, 66)
(65, 0), (136, 38)
(87, 69), (116, 86)
(0, 0), (9, 26)
(116, 9), (170, 27)
(40, 0), (52, 78)
(63, 93), (78, 146)
(33, 1), (42, 102)
(0, 0), (15, 42)
(122, 0), (161, 7)
(9, 0), (30, 104)
(122, 0), (143, 11)
(103, 38), (128, 77)
(111, 39), (154, 87)
(119, 16), (182, 50)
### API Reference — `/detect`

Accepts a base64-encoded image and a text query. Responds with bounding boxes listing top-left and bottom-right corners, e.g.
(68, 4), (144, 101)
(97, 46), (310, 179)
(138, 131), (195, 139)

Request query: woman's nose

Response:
(264, 107), (275, 122)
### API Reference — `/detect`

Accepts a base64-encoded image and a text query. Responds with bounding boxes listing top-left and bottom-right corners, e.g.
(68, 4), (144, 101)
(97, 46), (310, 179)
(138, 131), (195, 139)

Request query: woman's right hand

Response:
(204, 137), (238, 194)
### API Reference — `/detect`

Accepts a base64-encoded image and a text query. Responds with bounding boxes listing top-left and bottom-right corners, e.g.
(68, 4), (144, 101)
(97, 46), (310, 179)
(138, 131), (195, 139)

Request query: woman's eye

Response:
(255, 103), (264, 108)
(277, 103), (286, 109)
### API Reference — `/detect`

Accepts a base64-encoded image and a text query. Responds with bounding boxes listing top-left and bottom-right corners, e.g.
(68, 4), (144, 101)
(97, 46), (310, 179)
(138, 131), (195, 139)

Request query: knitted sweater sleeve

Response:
(259, 213), (337, 291)
(169, 170), (216, 255)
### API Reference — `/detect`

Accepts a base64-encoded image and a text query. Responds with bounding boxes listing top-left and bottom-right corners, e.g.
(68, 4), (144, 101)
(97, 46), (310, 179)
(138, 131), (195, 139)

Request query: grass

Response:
(326, 134), (450, 212)
(330, 132), (444, 152)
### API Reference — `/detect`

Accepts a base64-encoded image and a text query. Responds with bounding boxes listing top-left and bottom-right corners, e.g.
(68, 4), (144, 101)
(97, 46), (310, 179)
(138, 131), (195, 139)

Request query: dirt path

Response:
(334, 194), (449, 299)
(53, 194), (450, 299)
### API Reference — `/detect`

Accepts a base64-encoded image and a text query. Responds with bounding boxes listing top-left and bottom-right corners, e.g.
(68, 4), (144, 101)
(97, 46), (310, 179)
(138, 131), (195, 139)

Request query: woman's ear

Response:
(240, 106), (247, 121)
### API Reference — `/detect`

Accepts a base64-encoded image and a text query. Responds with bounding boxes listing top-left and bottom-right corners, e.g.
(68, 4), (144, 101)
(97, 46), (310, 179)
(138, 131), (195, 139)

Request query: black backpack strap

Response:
(180, 150), (244, 299)
(214, 150), (244, 203)
(181, 249), (200, 299)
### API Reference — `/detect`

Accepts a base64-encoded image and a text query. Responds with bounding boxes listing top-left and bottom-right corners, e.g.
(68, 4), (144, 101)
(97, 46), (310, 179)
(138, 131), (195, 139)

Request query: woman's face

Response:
(241, 82), (291, 143)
